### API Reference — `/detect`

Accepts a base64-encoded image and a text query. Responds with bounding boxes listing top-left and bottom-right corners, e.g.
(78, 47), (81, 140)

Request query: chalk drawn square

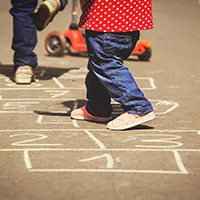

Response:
(111, 100), (178, 115)
(36, 115), (72, 124)
(25, 150), (188, 174)
(135, 77), (156, 90)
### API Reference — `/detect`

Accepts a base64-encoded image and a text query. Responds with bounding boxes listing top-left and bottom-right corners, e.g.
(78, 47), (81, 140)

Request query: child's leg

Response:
(85, 30), (153, 116)
(70, 67), (112, 121)
(33, 0), (68, 31)
(85, 68), (112, 117)
(10, 0), (38, 69)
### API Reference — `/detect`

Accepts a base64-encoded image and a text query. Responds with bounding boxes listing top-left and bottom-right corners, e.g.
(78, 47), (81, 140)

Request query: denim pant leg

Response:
(85, 30), (153, 115)
(85, 64), (112, 117)
(10, 0), (38, 69)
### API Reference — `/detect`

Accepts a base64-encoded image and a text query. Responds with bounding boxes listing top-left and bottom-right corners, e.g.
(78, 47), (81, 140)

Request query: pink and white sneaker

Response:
(107, 111), (155, 130)
(71, 106), (112, 122)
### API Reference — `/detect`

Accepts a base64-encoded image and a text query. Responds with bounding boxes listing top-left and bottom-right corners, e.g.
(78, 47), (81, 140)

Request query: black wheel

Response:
(138, 48), (152, 61)
(45, 31), (66, 57)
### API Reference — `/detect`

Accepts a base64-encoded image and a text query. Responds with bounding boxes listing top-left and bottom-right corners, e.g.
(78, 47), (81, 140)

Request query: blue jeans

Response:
(10, 0), (68, 69)
(85, 30), (153, 117)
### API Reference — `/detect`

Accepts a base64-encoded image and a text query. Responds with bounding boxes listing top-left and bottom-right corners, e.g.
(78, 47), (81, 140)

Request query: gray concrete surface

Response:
(0, 0), (200, 200)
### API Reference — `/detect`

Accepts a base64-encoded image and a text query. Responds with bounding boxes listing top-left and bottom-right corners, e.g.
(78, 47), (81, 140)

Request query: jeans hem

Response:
(127, 108), (153, 115)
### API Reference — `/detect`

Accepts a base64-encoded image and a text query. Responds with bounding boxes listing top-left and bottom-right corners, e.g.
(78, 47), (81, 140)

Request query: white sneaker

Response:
(13, 66), (34, 84)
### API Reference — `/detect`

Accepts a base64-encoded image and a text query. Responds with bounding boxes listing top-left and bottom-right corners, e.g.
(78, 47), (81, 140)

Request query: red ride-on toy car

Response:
(44, 0), (152, 61)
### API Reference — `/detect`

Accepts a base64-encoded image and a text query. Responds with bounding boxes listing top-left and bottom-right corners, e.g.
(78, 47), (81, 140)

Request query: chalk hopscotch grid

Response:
(0, 129), (200, 174)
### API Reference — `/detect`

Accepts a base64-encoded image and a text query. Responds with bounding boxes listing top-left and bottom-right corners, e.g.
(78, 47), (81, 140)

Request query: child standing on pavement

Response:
(10, 0), (68, 84)
(71, 0), (155, 130)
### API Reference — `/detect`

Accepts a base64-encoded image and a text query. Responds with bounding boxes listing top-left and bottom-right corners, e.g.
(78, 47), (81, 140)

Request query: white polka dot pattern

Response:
(78, 0), (153, 32)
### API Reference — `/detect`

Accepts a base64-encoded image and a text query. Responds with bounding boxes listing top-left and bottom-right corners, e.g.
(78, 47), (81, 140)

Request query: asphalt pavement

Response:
(0, 1), (200, 200)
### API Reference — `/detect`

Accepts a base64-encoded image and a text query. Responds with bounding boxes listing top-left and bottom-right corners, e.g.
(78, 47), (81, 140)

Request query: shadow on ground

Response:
(0, 64), (79, 81)
(34, 99), (154, 130)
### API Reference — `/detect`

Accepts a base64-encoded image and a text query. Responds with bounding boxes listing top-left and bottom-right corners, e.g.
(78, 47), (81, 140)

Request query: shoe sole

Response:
(33, 2), (58, 31)
(13, 76), (34, 84)
(71, 114), (112, 122)
(107, 113), (155, 130)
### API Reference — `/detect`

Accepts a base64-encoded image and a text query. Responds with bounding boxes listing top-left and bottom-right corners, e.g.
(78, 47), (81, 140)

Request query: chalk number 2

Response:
(10, 133), (62, 146)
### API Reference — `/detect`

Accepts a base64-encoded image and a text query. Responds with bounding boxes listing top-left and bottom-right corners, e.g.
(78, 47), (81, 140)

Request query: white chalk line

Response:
(0, 87), (154, 91)
(2, 102), (40, 110)
(28, 169), (187, 174)
(83, 130), (114, 168)
(72, 120), (80, 128)
(136, 77), (156, 90)
(52, 77), (65, 89)
(50, 91), (70, 99)
(71, 100), (80, 128)
(149, 77), (156, 89)
(3, 102), (40, 105)
(0, 111), (34, 113)
(0, 105), (178, 115)
(24, 150), (32, 169)
(0, 88), (83, 90)
(172, 150), (188, 174)
(0, 111), (70, 114)
(36, 115), (72, 124)
(0, 129), (199, 133)
(1, 148), (200, 152)
(0, 98), (76, 101)
(84, 130), (106, 149)
(5, 83), (42, 87)
(36, 115), (43, 123)
(73, 100), (78, 110)
(59, 74), (85, 79)
(153, 100), (179, 115)
(37, 122), (72, 125)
